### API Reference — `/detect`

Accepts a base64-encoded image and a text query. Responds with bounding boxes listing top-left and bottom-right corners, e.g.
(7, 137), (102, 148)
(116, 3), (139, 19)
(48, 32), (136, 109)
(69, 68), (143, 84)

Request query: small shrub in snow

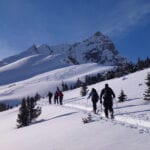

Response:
(80, 83), (88, 96)
(118, 90), (127, 102)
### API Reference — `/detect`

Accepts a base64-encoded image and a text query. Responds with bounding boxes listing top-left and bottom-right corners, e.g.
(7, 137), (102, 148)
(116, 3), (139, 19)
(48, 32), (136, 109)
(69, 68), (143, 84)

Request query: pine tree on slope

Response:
(17, 96), (41, 128)
(17, 98), (29, 128)
(27, 97), (41, 123)
(144, 73), (150, 101)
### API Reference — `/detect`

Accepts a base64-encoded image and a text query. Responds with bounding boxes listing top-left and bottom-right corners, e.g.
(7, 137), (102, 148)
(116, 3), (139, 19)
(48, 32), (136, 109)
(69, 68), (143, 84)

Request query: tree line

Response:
(61, 57), (150, 92)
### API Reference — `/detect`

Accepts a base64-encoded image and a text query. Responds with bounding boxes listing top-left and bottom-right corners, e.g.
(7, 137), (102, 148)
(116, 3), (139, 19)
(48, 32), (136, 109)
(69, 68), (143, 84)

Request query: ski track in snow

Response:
(63, 102), (150, 132)
(39, 97), (150, 134)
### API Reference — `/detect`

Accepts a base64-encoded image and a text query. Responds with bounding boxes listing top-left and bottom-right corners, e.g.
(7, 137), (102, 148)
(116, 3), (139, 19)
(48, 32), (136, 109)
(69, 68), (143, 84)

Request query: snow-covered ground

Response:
(0, 63), (150, 150)
(0, 32), (126, 86)
(0, 63), (113, 106)
(0, 100), (150, 150)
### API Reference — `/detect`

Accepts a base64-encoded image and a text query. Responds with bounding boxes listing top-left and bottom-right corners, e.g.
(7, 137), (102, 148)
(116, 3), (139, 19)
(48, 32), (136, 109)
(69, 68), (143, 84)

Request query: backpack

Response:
(103, 88), (112, 99)
(92, 90), (99, 102)
(58, 91), (63, 97)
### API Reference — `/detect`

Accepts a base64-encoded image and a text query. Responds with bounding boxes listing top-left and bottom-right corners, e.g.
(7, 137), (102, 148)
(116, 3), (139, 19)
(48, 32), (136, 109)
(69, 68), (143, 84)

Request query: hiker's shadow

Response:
(31, 111), (78, 125)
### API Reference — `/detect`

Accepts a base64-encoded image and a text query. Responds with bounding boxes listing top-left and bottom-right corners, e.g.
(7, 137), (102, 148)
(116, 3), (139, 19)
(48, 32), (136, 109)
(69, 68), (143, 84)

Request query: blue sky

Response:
(0, 0), (150, 62)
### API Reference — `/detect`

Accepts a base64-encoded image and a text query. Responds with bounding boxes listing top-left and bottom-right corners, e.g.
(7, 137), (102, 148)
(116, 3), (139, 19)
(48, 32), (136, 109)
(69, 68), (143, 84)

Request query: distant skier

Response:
(54, 91), (59, 104)
(100, 84), (115, 119)
(88, 88), (99, 114)
(47, 91), (53, 104)
(58, 90), (64, 105)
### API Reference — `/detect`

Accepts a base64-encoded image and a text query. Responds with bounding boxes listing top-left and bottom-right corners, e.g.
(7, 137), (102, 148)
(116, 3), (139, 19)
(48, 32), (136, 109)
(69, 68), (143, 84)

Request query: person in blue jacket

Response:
(88, 88), (99, 114)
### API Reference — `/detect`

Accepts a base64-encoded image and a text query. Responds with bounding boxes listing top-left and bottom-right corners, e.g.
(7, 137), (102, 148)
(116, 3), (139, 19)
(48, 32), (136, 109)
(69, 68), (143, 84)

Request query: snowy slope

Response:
(0, 53), (71, 85)
(0, 32), (126, 85)
(0, 63), (113, 106)
(0, 100), (149, 150)
(0, 66), (150, 150)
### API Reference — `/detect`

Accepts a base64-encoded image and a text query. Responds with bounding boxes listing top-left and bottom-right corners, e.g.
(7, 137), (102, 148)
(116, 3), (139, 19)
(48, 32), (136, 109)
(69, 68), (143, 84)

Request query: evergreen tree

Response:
(145, 57), (150, 68)
(97, 73), (105, 82)
(17, 97), (41, 128)
(80, 83), (88, 96)
(35, 93), (41, 101)
(76, 78), (82, 88)
(61, 81), (65, 91)
(27, 97), (41, 123)
(61, 81), (69, 91)
(106, 71), (115, 79)
(144, 73), (150, 101)
(137, 58), (145, 70)
(17, 98), (29, 128)
(124, 62), (136, 73)
(57, 86), (60, 91)
(118, 90), (127, 102)
(0, 102), (8, 112)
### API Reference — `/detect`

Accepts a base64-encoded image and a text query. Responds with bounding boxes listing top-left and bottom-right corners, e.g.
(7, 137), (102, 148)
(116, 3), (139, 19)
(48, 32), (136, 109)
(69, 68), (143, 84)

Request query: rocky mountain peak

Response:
(94, 31), (103, 36)
(1, 31), (127, 67)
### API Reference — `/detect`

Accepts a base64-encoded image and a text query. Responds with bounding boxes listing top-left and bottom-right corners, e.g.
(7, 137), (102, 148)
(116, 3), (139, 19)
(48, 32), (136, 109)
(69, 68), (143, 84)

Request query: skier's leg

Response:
(109, 104), (114, 119)
(59, 97), (63, 105)
(56, 98), (58, 104)
(104, 102), (108, 118)
(104, 107), (108, 118)
(60, 97), (63, 105)
(49, 98), (51, 104)
(93, 102), (97, 114)
(110, 107), (114, 119)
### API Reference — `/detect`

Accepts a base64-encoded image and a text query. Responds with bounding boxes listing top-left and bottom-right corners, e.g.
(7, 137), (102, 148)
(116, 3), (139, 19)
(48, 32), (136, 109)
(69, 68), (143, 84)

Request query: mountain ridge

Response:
(0, 31), (127, 85)
(2, 31), (126, 66)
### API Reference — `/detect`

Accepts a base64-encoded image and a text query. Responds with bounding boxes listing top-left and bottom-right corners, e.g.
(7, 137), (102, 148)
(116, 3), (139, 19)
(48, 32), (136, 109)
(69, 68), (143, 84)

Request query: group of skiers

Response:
(47, 83), (115, 119)
(88, 83), (115, 119)
(47, 89), (64, 105)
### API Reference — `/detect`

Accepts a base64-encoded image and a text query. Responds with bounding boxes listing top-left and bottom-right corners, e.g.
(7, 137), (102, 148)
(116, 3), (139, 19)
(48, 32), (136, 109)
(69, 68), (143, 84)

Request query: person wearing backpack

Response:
(100, 84), (115, 119)
(88, 88), (99, 114)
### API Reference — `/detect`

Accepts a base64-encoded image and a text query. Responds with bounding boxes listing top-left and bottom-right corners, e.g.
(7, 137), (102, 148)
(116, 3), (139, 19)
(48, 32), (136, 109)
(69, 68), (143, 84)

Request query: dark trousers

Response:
(54, 98), (58, 104)
(92, 101), (97, 113)
(103, 101), (113, 118)
(59, 97), (63, 105)
(49, 98), (52, 104)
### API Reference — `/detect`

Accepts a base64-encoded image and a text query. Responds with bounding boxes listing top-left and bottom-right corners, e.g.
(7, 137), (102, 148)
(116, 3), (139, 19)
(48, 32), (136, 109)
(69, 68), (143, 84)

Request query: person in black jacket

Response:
(54, 91), (59, 104)
(47, 91), (53, 104)
(100, 84), (115, 119)
(58, 90), (64, 105)
(88, 88), (99, 114)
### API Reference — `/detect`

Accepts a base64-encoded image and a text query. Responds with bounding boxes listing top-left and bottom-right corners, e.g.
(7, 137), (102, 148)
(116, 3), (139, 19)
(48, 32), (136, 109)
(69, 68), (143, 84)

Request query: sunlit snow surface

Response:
(0, 64), (150, 150)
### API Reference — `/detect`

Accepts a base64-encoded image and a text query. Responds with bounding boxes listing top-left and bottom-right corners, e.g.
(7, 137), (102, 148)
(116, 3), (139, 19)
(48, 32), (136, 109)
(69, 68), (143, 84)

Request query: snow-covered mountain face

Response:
(65, 32), (126, 65)
(0, 32), (126, 85)
(0, 60), (7, 67)
(2, 31), (126, 66)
